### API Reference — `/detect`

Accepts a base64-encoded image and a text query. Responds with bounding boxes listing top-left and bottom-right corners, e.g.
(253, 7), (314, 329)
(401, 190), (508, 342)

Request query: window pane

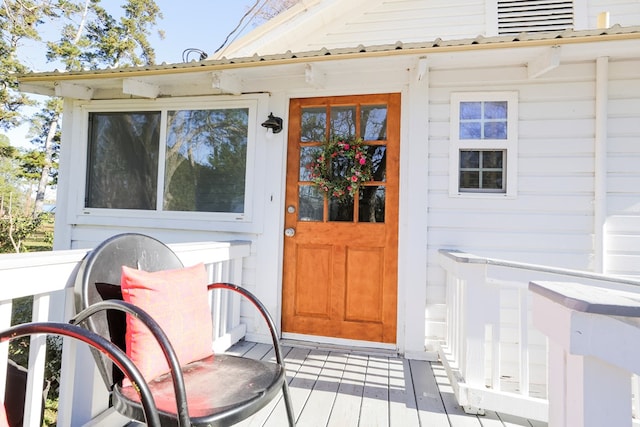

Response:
(482, 171), (503, 189)
(368, 146), (387, 182)
(361, 105), (387, 140)
(484, 121), (507, 139)
(164, 109), (248, 213)
(329, 197), (354, 222)
(460, 150), (480, 168)
(299, 185), (323, 221)
(300, 146), (323, 181)
(482, 151), (503, 168)
(459, 150), (505, 191)
(86, 112), (160, 209)
(484, 101), (508, 119)
(460, 102), (481, 119)
(359, 186), (385, 222)
(460, 122), (481, 139)
(459, 171), (480, 189)
(331, 106), (355, 138)
(301, 108), (326, 142)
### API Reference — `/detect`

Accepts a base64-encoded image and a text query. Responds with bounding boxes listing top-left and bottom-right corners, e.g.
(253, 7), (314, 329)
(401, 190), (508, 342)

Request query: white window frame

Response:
(68, 94), (268, 232)
(449, 91), (518, 198)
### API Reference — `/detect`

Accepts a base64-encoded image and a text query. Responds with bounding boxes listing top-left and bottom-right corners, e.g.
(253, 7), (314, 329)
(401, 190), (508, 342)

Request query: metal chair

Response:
(73, 233), (295, 426)
(0, 321), (161, 427)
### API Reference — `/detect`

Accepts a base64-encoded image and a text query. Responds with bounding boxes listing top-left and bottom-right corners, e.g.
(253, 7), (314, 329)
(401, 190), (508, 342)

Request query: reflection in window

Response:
(329, 196), (354, 222)
(459, 150), (505, 192)
(86, 112), (160, 209)
(298, 185), (323, 221)
(300, 146), (323, 181)
(366, 146), (387, 182)
(459, 101), (508, 139)
(330, 106), (355, 138)
(301, 108), (326, 142)
(361, 105), (387, 140)
(359, 186), (385, 222)
(164, 109), (248, 213)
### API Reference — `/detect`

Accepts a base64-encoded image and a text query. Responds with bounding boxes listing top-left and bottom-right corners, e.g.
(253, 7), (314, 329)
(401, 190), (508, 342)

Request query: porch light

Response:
(261, 113), (283, 134)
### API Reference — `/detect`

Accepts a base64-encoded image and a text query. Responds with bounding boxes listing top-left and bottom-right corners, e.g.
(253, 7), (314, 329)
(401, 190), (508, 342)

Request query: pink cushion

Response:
(121, 263), (213, 384)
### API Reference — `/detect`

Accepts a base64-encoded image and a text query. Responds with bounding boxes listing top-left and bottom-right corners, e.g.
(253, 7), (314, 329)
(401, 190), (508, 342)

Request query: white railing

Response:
(438, 249), (640, 422)
(530, 280), (640, 427)
(0, 240), (251, 427)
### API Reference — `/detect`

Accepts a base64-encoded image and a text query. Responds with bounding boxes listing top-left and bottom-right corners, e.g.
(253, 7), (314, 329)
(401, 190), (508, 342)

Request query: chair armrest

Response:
(0, 321), (161, 427)
(71, 301), (190, 427)
(207, 283), (286, 366)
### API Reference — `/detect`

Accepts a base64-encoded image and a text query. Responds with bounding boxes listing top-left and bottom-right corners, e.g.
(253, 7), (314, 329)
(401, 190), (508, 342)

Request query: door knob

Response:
(285, 228), (296, 237)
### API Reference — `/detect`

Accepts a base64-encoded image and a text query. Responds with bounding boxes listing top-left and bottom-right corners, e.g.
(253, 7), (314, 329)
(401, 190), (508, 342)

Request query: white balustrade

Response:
(438, 249), (640, 423)
(531, 281), (640, 427)
(0, 240), (251, 427)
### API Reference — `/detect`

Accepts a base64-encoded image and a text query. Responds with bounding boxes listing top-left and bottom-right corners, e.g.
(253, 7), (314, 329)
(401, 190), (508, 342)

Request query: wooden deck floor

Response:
(225, 340), (547, 427)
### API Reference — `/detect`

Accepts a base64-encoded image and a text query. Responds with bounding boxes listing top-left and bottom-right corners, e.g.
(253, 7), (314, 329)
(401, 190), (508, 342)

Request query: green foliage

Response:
(0, 210), (50, 253)
(10, 296), (62, 402)
(47, 0), (164, 70)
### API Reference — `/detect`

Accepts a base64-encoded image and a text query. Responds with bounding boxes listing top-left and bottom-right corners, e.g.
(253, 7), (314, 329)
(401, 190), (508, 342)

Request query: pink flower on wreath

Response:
(359, 157), (366, 165)
(351, 175), (358, 182)
(344, 144), (350, 150)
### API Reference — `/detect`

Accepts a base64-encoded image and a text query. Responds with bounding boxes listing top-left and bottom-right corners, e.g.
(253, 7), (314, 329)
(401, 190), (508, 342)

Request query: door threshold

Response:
(281, 333), (399, 357)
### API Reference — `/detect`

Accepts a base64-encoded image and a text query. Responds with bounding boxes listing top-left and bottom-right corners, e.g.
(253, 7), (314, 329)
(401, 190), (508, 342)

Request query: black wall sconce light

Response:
(261, 113), (283, 134)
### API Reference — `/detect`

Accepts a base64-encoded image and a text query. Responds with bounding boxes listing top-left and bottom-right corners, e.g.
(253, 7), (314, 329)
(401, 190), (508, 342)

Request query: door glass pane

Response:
(361, 105), (387, 140)
(329, 197), (354, 222)
(330, 106), (355, 138)
(86, 111), (160, 209)
(368, 146), (387, 182)
(300, 146), (323, 181)
(301, 108), (326, 142)
(164, 108), (248, 213)
(359, 186), (385, 223)
(298, 185), (323, 221)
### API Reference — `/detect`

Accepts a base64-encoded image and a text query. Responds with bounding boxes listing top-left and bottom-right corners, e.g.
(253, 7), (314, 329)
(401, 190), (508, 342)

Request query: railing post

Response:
(458, 261), (499, 411)
(531, 281), (640, 427)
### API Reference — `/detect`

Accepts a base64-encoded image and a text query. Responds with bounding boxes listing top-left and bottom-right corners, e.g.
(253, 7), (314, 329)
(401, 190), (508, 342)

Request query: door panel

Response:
(283, 93), (400, 343)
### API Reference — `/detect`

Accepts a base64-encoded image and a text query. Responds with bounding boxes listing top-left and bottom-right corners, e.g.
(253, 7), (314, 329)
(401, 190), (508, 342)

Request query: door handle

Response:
(284, 228), (296, 237)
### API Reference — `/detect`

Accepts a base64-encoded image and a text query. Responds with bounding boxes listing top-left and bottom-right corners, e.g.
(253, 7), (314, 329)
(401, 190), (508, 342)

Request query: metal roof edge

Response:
(18, 25), (640, 83)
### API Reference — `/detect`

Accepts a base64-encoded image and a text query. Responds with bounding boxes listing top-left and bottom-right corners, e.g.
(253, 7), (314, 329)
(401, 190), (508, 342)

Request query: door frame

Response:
(268, 86), (429, 357)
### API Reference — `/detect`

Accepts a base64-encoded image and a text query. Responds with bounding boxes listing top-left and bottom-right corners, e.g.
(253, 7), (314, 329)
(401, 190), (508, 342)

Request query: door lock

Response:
(284, 228), (296, 237)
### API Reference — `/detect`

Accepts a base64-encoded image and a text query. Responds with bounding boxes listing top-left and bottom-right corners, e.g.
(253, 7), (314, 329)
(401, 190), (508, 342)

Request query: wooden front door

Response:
(282, 93), (400, 343)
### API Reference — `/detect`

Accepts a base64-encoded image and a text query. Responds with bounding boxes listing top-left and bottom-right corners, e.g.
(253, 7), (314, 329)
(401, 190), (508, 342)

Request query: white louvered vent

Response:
(498, 0), (574, 34)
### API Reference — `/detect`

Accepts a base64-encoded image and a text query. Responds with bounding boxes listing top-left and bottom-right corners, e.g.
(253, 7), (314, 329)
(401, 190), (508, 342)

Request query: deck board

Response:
(226, 341), (546, 427)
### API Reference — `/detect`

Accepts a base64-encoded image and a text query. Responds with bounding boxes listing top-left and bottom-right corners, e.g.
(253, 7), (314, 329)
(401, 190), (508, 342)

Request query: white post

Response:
(564, 354), (631, 427)
(531, 281), (640, 427)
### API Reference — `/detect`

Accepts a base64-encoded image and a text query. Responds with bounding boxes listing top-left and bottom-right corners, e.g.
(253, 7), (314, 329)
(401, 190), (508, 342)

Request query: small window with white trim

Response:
(450, 92), (518, 197)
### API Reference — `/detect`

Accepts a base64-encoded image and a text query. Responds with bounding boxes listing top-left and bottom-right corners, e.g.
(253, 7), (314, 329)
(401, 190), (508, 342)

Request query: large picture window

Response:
(86, 104), (251, 216)
(450, 92), (518, 197)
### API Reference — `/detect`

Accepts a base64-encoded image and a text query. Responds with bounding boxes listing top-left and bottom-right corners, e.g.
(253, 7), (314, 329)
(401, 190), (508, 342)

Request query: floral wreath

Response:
(307, 136), (373, 200)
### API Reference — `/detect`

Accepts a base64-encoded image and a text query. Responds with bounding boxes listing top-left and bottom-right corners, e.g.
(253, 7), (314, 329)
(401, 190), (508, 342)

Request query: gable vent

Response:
(498, 0), (574, 34)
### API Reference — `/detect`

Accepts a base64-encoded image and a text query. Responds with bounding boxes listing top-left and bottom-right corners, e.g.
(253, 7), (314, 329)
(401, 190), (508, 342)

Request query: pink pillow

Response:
(121, 263), (213, 384)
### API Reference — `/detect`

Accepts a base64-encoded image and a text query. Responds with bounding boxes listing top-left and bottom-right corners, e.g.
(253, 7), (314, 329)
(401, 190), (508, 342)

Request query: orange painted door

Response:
(282, 94), (400, 343)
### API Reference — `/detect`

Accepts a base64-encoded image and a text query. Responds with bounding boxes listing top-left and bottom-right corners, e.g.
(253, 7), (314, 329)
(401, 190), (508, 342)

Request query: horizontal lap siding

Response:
(304, 0), (487, 50)
(426, 62), (598, 344)
(604, 59), (640, 277)
(586, 0), (640, 27)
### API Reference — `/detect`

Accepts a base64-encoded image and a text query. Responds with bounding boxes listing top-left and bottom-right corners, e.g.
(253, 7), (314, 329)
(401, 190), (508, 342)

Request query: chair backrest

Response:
(74, 233), (184, 388)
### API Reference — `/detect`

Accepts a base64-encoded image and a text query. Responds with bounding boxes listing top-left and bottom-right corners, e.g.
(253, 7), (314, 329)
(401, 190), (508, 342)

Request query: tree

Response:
(252, 0), (301, 24)
(47, 0), (164, 70)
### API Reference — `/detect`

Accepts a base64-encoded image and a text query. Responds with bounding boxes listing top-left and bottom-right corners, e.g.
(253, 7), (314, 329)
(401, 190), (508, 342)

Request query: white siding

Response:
(585, 0), (640, 28)
(425, 61), (602, 341)
(604, 58), (640, 277)
(220, 0), (640, 59)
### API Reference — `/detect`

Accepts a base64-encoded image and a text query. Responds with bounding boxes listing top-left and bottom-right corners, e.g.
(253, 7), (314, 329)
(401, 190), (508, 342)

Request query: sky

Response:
(4, 0), (263, 147)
